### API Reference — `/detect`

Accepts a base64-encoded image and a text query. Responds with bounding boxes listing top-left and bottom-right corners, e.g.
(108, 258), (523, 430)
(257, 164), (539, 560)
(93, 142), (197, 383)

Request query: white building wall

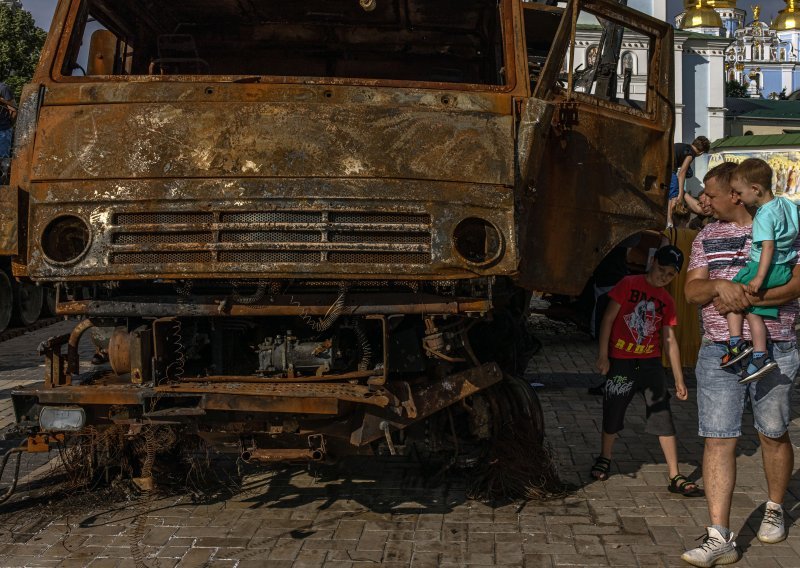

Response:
(781, 64), (795, 93)
(674, 37), (685, 143)
(672, 35), (729, 189)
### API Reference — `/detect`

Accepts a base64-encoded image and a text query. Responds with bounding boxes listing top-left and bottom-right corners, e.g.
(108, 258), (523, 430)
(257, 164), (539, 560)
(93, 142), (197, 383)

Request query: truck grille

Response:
(108, 209), (432, 266)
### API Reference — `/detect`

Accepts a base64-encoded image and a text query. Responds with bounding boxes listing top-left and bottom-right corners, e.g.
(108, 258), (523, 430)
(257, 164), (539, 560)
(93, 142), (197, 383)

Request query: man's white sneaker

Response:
(681, 527), (740, 567)
(758, 503), (786, 543)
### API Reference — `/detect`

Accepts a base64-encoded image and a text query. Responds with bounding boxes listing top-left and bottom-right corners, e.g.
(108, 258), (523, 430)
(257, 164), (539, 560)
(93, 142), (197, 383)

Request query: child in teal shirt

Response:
(721, 158), (800, 383)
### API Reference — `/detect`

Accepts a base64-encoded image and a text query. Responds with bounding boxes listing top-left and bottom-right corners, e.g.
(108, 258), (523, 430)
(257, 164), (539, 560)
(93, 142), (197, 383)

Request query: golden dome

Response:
(681, 1), (723, 29)
(773, 1), (800, 31)
(684, 0), (735, 9)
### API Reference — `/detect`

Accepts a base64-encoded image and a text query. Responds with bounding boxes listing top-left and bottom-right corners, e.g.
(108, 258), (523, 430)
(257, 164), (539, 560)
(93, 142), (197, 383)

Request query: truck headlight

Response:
(453, 217), (503, 266)
(41, 215), (91, 265)
(39, 406), (86, 431)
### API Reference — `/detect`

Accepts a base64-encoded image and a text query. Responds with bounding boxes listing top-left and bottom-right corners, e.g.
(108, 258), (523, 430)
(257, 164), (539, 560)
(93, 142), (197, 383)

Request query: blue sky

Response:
(22, 0), (55, 30)
(19, 0), (791, 31)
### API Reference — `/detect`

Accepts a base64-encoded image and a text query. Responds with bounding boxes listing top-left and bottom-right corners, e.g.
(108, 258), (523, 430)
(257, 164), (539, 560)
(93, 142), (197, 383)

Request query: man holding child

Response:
(681, 160), (800, 566)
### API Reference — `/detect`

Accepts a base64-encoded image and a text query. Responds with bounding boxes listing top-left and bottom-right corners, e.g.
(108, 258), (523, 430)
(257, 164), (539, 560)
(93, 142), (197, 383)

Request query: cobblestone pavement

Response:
(1, 317), (800, 567)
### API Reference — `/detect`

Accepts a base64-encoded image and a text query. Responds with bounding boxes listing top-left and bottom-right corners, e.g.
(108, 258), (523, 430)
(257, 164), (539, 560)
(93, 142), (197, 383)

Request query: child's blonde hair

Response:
(733, 158), (773, 192)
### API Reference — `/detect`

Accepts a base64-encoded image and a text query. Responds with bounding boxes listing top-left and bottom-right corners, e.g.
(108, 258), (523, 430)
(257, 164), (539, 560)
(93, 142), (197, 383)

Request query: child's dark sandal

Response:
(668, 474), (701, 497)
(590, 457), (611, 481)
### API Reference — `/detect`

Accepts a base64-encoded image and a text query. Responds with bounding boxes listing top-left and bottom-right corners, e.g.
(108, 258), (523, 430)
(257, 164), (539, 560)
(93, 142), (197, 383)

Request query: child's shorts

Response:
(602, 357), (675, 436)
(732, 260), (792, 319)
(668, 172), (680, 199)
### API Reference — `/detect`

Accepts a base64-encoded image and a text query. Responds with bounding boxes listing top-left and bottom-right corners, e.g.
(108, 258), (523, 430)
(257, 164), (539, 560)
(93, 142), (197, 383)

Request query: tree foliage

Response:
(725, 80), (748, 99)
(0, 5), (47, 99)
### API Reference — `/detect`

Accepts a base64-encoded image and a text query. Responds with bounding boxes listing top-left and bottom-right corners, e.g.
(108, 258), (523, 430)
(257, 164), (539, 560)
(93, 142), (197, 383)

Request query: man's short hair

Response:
(733, 157), (773, 192)
(692, 136), (711, 154)
(703, 161), (737, 185)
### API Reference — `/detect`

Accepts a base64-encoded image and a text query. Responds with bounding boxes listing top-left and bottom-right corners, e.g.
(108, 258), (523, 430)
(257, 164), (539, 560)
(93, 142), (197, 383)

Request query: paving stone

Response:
(522, 554), (555, 567)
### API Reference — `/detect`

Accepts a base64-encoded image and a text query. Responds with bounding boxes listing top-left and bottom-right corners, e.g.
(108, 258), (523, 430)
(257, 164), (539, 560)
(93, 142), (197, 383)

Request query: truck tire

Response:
(10, 279), (43, 327)
(0, 269), (12, 333)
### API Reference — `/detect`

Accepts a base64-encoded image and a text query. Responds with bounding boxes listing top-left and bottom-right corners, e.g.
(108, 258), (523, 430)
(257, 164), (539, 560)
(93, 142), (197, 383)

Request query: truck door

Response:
(518, 0), (673, 296)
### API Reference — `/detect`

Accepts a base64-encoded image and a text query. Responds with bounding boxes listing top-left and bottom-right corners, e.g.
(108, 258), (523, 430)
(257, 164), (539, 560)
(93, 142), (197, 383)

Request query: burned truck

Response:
(0, 0), (672, 485)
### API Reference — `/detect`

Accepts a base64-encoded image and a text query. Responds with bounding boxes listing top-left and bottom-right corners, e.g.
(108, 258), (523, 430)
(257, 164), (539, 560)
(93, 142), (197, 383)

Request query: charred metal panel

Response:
(515, 99), (554, 190)
(42, 84), (513, 112)
(520, 113), (669, 296)
(350, 362), (503, 446)
(518, 1), (674, 296)
(27, 180), (518, 280)
(31, 101), (514, 185)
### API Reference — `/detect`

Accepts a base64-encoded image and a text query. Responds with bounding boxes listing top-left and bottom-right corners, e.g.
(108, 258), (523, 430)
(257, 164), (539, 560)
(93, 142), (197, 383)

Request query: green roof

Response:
(726, 98), (800, 119)
(711, 133), (800, 150)
(743, 109), (800, 119)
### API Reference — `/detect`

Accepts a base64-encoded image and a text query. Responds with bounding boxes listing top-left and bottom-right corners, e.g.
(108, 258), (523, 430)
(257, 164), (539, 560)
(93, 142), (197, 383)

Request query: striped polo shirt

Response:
(688, 220), (800, 342)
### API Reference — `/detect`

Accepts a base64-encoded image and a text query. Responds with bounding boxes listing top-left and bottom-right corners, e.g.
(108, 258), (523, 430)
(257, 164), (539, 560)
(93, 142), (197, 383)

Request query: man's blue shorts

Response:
(695, 340), (798, 438)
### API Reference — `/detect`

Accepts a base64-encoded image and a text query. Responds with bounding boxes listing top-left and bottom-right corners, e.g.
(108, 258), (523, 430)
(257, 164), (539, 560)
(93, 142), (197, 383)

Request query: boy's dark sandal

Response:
(668, 475), (702, 497)
(720, 340), (753, 369)
(590, 456), (611, 481)
(739, 356), (779, 384)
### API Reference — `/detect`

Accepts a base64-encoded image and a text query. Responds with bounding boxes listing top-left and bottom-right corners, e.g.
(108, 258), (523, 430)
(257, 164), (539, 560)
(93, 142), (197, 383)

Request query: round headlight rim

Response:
(452, 216), (504, 268)
(40, 214), (93, 267)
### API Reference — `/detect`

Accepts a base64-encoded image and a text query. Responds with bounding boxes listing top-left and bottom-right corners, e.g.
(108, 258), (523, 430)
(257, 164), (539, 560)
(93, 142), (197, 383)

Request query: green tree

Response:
(725, 80), (748, 98)
(0, 5), (47, 99)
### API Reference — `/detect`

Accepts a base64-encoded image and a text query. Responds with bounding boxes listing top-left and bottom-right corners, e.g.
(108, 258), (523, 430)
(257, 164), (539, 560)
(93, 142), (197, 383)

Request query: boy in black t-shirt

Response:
(668, 136), (710, 228)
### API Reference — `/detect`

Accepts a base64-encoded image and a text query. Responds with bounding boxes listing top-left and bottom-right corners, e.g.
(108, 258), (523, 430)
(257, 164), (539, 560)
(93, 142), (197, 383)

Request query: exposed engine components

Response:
(252, 317), (374, 377)
(254, 331), (338, 375)
(108, 325), (153, 383)
(422, 317), (466, 363)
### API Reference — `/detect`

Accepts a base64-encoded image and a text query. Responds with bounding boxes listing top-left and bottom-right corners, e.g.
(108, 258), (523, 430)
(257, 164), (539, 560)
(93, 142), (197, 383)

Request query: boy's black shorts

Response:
(603, 357), (676, 436)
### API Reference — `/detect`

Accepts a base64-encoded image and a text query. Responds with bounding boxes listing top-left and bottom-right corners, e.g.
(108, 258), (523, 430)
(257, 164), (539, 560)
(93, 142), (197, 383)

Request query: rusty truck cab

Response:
(0, 0), (672, 469)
